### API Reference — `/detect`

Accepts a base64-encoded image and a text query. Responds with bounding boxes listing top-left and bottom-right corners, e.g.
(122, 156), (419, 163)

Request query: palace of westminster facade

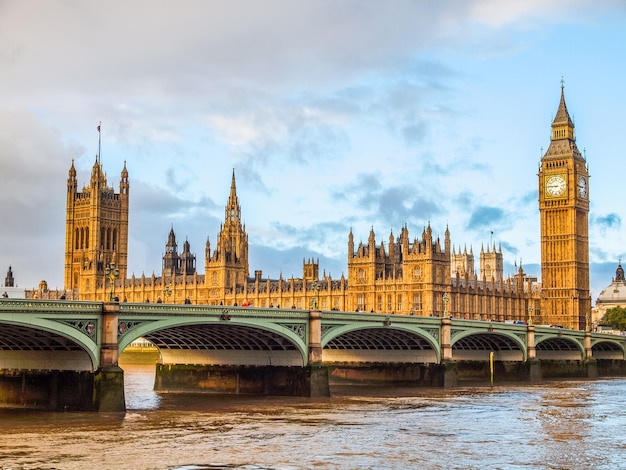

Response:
(29, 86), (592, 330)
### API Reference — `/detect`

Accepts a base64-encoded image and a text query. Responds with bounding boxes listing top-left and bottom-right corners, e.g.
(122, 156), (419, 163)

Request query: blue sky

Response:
(1, 0), (625, 302)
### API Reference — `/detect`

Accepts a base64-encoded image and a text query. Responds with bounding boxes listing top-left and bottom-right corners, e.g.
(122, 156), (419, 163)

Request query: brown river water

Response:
(1, 364), (626, 469)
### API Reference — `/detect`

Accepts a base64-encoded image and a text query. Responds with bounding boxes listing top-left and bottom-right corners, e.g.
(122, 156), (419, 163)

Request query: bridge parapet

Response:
(0, 298), (102, 313)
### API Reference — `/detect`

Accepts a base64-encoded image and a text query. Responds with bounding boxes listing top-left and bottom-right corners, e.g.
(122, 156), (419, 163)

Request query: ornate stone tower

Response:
(4, 266), (14, 287)
(162, 228), (196, 283)
(162, 227), (180, 280)
(303, 258), (319, 281)
(451, 245), (474, 277)
(538, 83), (591, 329)
(480, 243), (503, 282)
(64, 157), (129, 296)
(205, 170), (249, 300)
(179, 238), (196, 276)
(347, 223), (451, 314)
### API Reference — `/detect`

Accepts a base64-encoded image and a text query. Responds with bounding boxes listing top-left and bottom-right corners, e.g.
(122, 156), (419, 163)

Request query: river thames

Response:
(1, 364), (626, 469)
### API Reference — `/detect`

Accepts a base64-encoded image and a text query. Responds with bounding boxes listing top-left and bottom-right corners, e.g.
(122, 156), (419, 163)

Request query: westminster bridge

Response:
(1, 299), (626, 411)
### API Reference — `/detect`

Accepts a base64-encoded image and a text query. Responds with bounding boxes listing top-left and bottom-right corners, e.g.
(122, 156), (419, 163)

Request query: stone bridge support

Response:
(584, 330), (598, 379)
(93, 302), (126, 412)
(308, 310), (330, 397)
(526, 325), (542, 382)
(440, 317), (458, 387)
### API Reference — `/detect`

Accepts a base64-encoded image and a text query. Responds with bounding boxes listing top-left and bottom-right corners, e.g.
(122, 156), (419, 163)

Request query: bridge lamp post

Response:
(442, 292), (450, 318)
(527, 305), (533, 326)
(105, 262), (120, 302)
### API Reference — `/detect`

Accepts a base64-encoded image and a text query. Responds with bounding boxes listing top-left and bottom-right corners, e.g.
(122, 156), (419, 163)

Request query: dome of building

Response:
(596, 263), (626, 305)
(594, 262), (626, 330)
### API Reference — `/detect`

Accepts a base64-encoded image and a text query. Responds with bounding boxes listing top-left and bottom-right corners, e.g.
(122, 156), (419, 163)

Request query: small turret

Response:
(5, 266), (14, 287)
(348, 228), (354, 259)
(120, 160), (129, 195)
(615, 262), (625, 283)
(67, 159), (77, 194)
(90, 156), (106, 188)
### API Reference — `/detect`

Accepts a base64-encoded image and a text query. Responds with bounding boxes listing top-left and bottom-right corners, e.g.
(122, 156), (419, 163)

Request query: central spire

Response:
(229, 168), (237, 203)
(551, 79), (575, 141)
(225, 168), (241, 224)
(543, 79), (584, 161)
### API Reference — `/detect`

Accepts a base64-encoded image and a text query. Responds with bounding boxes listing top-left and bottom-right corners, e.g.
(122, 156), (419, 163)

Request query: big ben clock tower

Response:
(538, 82), (591, 329)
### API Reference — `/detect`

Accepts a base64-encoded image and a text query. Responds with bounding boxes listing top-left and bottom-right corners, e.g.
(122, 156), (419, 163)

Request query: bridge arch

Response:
(451, 329), (527, 361)
(0, 318), (99, 371)
(321, 323), (440, 363)
(535, 334), (585, 360)
(591, 337), (626, 360)
(118, 317), (309, 367)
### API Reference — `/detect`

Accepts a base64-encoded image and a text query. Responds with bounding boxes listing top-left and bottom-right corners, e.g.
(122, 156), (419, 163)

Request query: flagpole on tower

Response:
(97, 121), (102, 163)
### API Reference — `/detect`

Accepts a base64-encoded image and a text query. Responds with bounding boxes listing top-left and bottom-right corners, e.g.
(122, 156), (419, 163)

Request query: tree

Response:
(603, 306), (626, 331)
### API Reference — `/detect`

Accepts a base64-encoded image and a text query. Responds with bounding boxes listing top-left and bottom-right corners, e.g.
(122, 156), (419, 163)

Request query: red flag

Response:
(97, 125), (101, 132)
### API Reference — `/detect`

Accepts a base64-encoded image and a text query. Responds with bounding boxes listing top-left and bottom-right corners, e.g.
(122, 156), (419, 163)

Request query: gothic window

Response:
(212, 272), (218, 285)
(397, 294), (403, 312)
(413, 266), (421, 279)
(412, 293), (422, 311)
(358, 268), (365, 282)
(357, 294), (365, 311)
(387, 294), (392, 311)
(85, 227), (89, 248)
(377, 294), (382, 311)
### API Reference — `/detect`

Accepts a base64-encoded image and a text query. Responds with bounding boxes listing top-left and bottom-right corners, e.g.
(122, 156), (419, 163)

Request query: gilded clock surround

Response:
(544, 174), (567, 198)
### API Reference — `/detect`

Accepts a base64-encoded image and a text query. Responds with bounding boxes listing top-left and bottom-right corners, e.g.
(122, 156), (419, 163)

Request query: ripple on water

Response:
(2, 376), (626, 469)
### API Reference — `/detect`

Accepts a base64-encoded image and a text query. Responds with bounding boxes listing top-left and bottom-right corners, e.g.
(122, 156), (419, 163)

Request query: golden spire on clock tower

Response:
(538, 80), (591, 329)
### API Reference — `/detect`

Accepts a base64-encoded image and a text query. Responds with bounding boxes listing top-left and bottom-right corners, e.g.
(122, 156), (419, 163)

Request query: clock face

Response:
(545, 174), (567, 197)
(578, 176), (587, 198)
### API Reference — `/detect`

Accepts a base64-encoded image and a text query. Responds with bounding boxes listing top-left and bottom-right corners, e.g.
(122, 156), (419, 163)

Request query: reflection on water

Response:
(0, 364), (625, 469)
